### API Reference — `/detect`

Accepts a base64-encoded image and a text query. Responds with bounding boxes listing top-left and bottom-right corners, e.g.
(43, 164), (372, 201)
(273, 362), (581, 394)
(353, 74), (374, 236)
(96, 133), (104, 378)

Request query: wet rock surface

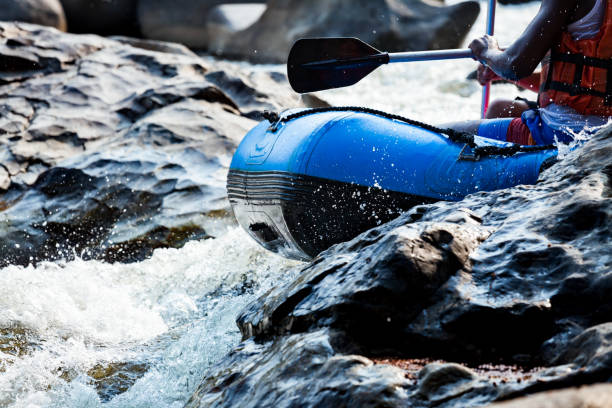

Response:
(237, 211), (492, 352)
(137, 0), (264, 50)
(88, 361), (149, 402)
(0, 0), (67, 32)
(185, 329), (413, 408)
(0, 22), (313, 266)
(188, 126), (612, 406)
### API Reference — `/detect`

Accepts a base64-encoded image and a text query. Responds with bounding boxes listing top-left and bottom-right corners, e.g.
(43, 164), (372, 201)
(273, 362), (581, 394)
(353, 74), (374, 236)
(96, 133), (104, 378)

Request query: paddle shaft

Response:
(481, 0), (497, 118)
(389, 49), (474, 63)
(302, 49), (475, 69)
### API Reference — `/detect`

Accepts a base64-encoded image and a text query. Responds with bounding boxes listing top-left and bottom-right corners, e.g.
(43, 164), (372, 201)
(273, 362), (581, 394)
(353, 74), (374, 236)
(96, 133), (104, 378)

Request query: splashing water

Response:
(0, 228), (301, 407)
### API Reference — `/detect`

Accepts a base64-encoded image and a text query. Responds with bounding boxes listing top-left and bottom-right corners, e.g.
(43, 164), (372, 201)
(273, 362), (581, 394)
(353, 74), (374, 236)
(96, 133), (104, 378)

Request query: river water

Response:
(0, 2), (551, 406)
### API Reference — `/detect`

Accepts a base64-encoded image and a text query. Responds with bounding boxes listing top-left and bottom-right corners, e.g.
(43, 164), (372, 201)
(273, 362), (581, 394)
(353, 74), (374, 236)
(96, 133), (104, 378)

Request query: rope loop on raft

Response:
(265, 106), (557, 158)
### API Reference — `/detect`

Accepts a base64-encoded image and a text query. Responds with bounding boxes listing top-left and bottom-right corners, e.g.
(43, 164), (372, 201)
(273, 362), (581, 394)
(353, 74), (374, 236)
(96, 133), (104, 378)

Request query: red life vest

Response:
(539, 0), (612, 116)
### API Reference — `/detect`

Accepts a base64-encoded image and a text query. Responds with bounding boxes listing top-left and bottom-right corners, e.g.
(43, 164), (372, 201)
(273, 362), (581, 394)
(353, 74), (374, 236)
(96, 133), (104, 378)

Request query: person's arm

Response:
(477, 65), (541, 92)
(470, 0), (579, 81)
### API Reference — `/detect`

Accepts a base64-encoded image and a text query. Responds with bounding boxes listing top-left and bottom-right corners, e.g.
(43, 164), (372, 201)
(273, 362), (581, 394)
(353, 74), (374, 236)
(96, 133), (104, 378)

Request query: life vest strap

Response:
(541, 50), (612, 105)
(551, 50), (612, 69)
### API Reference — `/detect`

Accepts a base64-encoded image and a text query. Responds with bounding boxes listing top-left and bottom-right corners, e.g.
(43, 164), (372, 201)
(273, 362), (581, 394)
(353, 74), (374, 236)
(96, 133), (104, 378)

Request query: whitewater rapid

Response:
(0, 2), (543, 406)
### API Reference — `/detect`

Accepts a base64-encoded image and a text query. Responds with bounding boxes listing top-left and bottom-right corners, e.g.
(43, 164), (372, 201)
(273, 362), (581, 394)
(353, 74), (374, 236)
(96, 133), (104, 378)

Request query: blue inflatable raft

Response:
(227, 107), (557, 260)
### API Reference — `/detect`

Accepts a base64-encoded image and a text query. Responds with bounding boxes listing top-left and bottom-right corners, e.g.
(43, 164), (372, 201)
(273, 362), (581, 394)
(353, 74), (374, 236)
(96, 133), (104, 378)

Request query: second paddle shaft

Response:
(481, 0), (497, 118)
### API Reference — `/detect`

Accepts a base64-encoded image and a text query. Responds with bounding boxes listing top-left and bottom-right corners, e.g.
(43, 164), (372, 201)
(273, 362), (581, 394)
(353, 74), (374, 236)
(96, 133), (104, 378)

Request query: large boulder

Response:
(137, 0), (264, 49)
(0, 0), (66, 31)
(0, 22), (318, 266)
(207, 0), (481, 63)
(237, 209), (492, 352)
(59, 0), (139, 35)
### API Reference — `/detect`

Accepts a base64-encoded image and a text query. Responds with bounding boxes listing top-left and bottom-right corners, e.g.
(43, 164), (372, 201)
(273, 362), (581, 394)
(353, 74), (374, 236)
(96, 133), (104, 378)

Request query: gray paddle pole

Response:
(481, 0), (497, 118)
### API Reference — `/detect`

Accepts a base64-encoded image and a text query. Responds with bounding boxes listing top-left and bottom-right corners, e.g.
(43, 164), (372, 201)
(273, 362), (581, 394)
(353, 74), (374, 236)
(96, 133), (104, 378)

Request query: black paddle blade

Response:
(287, 37), (389, 93)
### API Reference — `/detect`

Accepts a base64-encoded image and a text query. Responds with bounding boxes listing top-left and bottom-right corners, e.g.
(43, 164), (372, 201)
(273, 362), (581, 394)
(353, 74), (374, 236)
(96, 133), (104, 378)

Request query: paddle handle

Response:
(389, 49), (474, 63)
(481, 0), (497, 118)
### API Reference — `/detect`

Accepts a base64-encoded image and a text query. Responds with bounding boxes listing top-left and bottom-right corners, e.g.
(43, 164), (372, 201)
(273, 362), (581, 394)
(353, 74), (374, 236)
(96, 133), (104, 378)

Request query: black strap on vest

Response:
(541, 50), (612, 105)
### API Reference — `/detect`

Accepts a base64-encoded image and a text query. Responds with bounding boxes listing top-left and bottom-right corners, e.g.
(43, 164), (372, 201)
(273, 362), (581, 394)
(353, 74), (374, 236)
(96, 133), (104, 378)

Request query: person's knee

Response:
(485, 99), (512, 119)
(486, 98), (529, 119)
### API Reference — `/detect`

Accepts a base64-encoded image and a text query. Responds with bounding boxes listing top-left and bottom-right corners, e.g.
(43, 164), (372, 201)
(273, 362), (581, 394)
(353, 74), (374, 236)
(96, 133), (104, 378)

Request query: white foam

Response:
(0, 228), (301, 407)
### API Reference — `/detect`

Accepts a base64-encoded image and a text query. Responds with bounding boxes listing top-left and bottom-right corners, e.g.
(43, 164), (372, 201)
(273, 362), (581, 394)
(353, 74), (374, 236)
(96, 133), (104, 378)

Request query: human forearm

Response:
(470, 0), (576, 83)
(470, 36), (532, 81)
(481, 47), (523, 81)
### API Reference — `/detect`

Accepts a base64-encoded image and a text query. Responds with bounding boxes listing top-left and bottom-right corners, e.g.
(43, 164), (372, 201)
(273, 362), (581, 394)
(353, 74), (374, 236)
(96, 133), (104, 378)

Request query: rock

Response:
(137, 0), (264, 49)
(398, 127), (612, 364)
(0, 325), (40, 359)
(488, 383), (612, 408)
(137, 0), (479, 62)
(417, 363), (479, 401)
(550, 323), (612, 381)
(206, 3), (268, 37)
(0, 0), (66, 31)
(207, 0), (481, 63)
(109, 36), (199, 57)
(185, 329), (414, 408)
(184, 329), (578, 408)
(236, 209), (491, 353)
(300, 93), (331, 109)
(0, 166), (10, 191)
(0, 22), (319, 266)
(59, 0), (138, 35)
(202, 60), (327, 119)
(87, 361), (149, 402)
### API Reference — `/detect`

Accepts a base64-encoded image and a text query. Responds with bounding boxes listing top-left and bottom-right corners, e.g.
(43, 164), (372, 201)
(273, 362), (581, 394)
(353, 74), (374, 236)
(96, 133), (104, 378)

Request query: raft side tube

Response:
(228, 109), (558, 260)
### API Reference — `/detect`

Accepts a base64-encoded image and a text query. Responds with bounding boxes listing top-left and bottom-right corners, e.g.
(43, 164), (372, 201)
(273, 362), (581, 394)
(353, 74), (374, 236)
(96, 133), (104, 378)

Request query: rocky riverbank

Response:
(0, 22), (320, 266)
(185, 124), (611, 406)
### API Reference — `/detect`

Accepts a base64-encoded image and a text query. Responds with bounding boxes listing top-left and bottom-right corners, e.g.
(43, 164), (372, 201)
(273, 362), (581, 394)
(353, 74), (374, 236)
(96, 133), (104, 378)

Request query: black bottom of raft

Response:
(227, 170), (435, 260)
